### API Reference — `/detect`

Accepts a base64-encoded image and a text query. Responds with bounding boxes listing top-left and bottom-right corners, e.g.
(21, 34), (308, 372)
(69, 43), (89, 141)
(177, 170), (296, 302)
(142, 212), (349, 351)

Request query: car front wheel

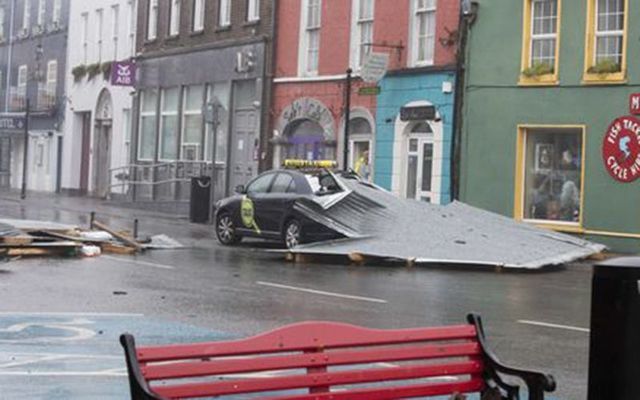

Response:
(216, 213), (241, 245)
(283, 219), (303, 249)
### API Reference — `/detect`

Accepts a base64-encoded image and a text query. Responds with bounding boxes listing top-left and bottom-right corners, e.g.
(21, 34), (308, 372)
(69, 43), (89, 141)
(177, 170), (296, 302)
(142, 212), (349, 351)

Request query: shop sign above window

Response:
(602, 115), (640, 183)
(400, 105), (436, 121)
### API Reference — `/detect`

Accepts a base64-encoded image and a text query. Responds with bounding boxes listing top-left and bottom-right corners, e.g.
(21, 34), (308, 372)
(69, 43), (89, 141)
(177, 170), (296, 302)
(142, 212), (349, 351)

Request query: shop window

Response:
(517, 127), (584, 229)
(583, 0), (628, 84)
(181, 85), (204, 161)
(138, 89), (158, 161)
(519, 0), (560, 86)
(348, 117), (373, 180)
(159, 87), (179, 161)
(285, 119), (331, 161)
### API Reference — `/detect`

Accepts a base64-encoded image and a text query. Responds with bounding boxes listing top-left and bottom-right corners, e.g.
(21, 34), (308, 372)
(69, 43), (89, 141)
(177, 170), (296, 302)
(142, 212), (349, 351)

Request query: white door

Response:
(405, 136), (434, 202)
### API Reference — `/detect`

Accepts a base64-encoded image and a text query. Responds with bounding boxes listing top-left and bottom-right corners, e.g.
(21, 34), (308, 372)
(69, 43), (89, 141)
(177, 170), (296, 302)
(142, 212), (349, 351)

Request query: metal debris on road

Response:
(288, 175), (606, 269)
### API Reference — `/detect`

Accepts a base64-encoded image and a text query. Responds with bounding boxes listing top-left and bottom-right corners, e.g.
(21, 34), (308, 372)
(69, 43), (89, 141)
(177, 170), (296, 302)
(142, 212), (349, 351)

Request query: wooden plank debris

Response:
(92, 221), (143, 252)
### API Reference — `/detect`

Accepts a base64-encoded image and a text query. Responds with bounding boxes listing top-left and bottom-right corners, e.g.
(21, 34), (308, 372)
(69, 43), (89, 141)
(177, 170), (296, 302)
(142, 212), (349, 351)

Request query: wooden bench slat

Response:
(260, 379), (485, 400)
(138, 322), (477, 363)
(152, 360), (483, 399)
(142, 342), (482, 380)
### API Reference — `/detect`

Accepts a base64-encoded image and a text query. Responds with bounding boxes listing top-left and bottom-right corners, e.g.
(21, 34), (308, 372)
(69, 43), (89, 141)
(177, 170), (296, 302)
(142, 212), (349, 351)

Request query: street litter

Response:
(287, 174), (606, 269)
(0, 215), (181, 260)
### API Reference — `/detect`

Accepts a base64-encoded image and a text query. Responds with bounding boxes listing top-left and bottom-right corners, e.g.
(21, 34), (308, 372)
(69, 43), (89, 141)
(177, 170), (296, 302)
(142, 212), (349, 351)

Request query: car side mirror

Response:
(235, 185), (246, 194)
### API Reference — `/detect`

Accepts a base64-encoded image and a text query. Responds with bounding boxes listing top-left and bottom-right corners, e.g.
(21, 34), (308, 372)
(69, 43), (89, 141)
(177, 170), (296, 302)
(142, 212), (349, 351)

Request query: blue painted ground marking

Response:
(0, 313), (230, 400)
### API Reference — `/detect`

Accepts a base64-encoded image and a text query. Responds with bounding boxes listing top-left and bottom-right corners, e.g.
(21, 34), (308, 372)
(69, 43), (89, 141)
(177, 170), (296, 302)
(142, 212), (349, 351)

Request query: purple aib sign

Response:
(111, 61), (136, 87)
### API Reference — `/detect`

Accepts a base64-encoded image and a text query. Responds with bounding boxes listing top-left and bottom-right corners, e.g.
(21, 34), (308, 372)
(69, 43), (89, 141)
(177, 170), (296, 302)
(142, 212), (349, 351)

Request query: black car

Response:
(214, 168), (344, 248)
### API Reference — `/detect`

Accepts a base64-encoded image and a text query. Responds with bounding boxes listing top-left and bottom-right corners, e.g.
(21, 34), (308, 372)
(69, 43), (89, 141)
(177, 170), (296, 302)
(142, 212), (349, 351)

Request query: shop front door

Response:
(93, 122), (112, 198)
(405, 137), (434, 202)
(229, 109), (258, 192)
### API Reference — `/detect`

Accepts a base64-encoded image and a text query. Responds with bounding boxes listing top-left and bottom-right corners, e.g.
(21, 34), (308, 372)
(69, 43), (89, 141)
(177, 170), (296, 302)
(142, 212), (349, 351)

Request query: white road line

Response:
(101, 255), (175, 270)
(0, 312), (144, 317)
(256, 281), (388, 304)
(0, 371), (128, 377)
(518, 320), (590, 333)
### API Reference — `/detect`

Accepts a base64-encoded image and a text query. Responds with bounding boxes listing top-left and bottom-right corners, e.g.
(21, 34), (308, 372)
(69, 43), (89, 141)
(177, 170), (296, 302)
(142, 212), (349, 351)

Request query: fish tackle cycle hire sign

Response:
(602, 115), (640, 183)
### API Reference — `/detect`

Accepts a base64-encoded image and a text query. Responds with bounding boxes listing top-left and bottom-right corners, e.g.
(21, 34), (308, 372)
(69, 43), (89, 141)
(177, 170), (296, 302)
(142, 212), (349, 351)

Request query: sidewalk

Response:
(0, 190), (215, 247)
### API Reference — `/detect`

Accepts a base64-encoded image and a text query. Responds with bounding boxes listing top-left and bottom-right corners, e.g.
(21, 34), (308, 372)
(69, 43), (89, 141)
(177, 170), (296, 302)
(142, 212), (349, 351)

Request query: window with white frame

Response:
(0, 7), (5, 41)
(411, 0), (436, 66)
(96, 9), (104, 62)
(181, 85), (204, 160)
(112, 5), (120, 60)
(22, 0), (31, 31)
(302, 0), (321, 74)
(529, 0), (558, 69)
(247, 0), (260, 22)
(159, 87), (179, 161)
(219, 0), (231, 27)
(17, 65), (27, 99)
(128, 0), (136, 57)
(193, 0), (204, 31)
(36, 0), (45, 28)
(169, 0), (180, 36)
(46, 60), (57, 89)
(52, 0), (61, 25)
(138, 89), (158, 161)
(594, 0), (625, 67)
(147, 0), (158, 41)
(81, 12), (88, 64)
(354, 0), (374, 68)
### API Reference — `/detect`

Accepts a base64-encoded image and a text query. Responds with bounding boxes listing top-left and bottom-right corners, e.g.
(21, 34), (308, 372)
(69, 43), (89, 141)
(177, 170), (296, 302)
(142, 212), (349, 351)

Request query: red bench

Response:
(120, 313), (556, 400)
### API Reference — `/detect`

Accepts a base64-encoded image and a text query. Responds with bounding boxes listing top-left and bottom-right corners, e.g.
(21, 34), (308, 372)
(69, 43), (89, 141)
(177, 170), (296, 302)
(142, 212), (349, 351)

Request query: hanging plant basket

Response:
(101, 61), (113, 81)
(587, 59), (621, 75)
(72, 65), (87, 82)
(87, 63), (102, 80)
(522, 62), (554, 78)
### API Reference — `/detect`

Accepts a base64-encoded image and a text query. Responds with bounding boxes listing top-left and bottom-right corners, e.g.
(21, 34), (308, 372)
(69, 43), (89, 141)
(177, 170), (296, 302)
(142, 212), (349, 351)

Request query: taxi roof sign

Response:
(283, 159), (338, 169)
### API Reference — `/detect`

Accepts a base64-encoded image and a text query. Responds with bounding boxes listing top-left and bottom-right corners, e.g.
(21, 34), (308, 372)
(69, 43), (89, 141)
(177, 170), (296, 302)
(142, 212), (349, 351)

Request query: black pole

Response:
(342, 68), (353, 170)
(20, 99), (29, 199)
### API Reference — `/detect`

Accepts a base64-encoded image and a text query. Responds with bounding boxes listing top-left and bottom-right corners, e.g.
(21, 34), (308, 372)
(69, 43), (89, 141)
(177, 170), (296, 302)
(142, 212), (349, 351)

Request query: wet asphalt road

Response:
(0, 192), (594, 399)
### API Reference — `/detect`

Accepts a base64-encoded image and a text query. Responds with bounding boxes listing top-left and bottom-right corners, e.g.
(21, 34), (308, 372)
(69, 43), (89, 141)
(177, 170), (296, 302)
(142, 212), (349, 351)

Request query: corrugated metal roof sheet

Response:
(290, 177), (605, 269)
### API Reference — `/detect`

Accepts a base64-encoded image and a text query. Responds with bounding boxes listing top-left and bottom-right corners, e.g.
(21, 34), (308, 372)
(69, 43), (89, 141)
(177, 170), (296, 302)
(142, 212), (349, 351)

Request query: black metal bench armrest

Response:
(120, 334), (169, 400)
(467, 314), (557, 400)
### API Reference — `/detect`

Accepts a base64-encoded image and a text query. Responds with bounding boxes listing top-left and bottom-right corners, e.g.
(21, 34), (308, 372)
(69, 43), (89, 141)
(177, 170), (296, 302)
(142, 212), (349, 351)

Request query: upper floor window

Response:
(300, 0), (321, 75)
(128, 0), (136, 56)
(17, 65), (27, 92)
(219, 0), (231, 27)
(584, 0), (627, 83)
(0, 7), (5, 40)
(112, 5), (120, 60)
(96, 9), (104, 62)
(353, 0), (374, 69)
(247, 0), (260, 22)
(52, 0), (61, 25)
(36, 0), (45, 27)
(147, 0), (158, 41)
(411, 0), (436, 66)
(169, 0), (181, 36)
(22, 0), (31, 31)
(193, 0), (205, 31)
(519, 0), (560, 85)
(81, 12), (88, 63)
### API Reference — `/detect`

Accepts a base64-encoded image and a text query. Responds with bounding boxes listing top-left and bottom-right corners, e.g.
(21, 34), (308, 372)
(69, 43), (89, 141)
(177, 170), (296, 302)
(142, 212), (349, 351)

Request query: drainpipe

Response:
(451, 1), (478, 201)
(262, 0), (278, 172)
(4, 0), (16, 112)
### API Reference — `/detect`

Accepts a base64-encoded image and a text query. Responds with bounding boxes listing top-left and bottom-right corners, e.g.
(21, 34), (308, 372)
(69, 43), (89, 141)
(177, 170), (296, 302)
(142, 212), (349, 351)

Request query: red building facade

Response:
(270, 0), (459, 183)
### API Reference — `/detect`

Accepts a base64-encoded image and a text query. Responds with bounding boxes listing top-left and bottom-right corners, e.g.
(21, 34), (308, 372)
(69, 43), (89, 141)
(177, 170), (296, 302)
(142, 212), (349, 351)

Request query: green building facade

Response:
(460, 0), (640, 252)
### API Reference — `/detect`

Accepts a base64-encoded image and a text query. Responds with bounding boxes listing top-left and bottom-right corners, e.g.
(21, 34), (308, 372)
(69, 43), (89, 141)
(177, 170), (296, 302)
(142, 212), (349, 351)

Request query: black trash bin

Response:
(588, 257), (640, 400)
(189, 176), (211, 223)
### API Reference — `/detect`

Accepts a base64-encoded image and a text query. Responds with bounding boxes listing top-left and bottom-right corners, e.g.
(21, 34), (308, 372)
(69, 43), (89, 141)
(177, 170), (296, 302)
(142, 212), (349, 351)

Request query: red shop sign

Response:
(602, 116), (640, 183)
(630, 94), (640, 115)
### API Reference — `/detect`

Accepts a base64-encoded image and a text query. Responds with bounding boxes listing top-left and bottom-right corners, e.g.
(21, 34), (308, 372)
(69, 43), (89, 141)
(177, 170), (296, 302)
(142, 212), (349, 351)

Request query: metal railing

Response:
(107, 160), (226, 202)
(36, 83), (57, 111)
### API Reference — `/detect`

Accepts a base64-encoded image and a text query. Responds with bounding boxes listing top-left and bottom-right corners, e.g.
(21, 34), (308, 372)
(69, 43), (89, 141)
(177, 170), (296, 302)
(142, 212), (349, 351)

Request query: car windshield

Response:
(305, 172), (341, 195)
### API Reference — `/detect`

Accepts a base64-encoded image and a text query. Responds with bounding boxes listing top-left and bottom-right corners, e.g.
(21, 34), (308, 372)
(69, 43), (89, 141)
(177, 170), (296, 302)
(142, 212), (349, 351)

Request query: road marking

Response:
(101, 255), (175, 270)
(518, 320), (590, 333)
(0, 318), (97, 344)
(0, 371), (128, 377)
(256, 281), (388, 304)
(0, 312), (143, 317)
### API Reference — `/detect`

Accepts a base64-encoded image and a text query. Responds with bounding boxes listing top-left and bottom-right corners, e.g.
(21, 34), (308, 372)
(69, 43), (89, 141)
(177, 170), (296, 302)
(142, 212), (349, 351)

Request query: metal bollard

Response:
(588, 257), (640, 400)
